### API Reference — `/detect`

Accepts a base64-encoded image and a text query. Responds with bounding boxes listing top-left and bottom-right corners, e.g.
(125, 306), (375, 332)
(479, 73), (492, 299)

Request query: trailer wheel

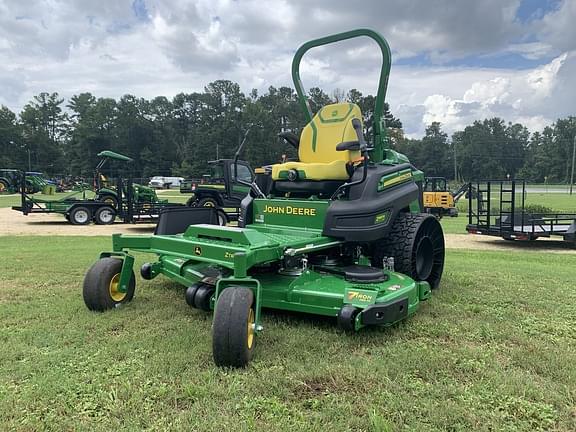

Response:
(337, 305), (359, 332)
(94, 207), (116, 225)
(212, 287), (255, 368)
(83, 258), (135, 311)
(69, 206), (92, 225)
(0, 180), (8, 193)
(371, 213), (445, 289)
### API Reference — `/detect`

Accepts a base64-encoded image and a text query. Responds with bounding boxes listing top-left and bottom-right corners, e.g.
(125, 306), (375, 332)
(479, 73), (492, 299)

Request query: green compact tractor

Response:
(82, 29), (445, 368)
(0, 169), (20, 193)
(94, 150), (163, 208)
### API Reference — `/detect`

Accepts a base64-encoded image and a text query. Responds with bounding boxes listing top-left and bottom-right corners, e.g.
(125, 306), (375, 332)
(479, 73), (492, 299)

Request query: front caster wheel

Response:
(83, 258), (135, 311)
(212, 287), (256, 368)
(337, 305), (360, 332)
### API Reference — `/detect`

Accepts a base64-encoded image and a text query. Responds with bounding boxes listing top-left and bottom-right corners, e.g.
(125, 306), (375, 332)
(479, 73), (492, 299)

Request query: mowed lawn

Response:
(0, 236), (575, 431)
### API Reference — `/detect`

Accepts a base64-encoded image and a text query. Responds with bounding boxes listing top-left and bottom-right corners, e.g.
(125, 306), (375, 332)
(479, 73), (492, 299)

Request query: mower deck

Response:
(109, 222), (428, 330)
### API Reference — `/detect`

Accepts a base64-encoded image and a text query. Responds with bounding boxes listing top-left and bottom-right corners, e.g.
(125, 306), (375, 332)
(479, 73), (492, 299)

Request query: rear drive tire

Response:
(69, 206), (92, 225)
(212, 287), (256, 368)
(83, 258), (136, 311)
(94, 206), (116, 225)
(371, 213), (445, 289)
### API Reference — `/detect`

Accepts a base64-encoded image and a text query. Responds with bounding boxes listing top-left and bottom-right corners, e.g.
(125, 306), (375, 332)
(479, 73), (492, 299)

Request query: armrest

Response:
(336, 141), (360, 151)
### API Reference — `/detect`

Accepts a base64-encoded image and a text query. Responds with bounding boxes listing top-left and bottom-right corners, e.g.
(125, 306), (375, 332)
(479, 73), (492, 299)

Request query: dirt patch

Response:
(445, 233), (576, 254)
(2, 207), (574, 254)
(0, 207), (156, 236)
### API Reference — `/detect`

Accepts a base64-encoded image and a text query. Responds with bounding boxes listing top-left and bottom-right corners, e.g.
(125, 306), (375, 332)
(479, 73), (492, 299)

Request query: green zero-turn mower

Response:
(82, 29), (445, 368)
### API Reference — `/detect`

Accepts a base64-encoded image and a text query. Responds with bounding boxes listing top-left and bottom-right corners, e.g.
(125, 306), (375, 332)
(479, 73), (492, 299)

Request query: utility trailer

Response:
(12, 175), (185, 225)
(466, 179), (576, 245)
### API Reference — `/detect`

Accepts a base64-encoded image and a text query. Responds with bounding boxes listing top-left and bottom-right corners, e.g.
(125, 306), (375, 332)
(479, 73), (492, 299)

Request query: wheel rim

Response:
(247, 308), (255, 349)
(0, 183), (5, 192)
(103, 197), (115, 206)
(75, 210), (89, 224)
(99, 209), (114, 223)
(109, 274), (126, 302)
(203, 200), (216, 207)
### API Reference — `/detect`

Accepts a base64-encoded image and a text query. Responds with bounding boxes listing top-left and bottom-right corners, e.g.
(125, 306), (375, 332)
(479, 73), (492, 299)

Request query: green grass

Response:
(1, 236), (575, 431)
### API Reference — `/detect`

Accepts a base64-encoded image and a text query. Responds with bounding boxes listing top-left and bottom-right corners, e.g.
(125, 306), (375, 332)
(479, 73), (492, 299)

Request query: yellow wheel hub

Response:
(247, 308), (255, 349)
(0, 183), (5, 192)
(109, 274), (126, 302)
(203, 201), (215, 207)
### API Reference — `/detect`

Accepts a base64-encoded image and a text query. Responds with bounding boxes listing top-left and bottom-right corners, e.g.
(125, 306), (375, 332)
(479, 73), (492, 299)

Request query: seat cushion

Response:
(272, 160), (349, 181)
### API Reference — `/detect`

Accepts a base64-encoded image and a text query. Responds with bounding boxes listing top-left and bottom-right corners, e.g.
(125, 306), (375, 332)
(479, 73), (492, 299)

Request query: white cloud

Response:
(0, 0), (574, 139)
(393, 52), (575, 137)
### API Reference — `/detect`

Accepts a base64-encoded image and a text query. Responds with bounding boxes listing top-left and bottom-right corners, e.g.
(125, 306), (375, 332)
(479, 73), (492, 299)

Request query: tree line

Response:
(0, 80), (574, 184)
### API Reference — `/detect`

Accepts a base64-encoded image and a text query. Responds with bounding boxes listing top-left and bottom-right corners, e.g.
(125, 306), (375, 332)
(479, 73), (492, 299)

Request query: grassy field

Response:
(1, 236), (575, 431)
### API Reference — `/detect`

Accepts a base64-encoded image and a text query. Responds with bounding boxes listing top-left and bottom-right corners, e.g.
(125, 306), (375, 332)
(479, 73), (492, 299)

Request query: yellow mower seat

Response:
(272, 102), (362, 181)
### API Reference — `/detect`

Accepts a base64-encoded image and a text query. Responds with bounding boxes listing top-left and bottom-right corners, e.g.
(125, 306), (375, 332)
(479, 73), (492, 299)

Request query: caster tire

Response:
(212, 287), (256, 368)
(337, 305), (359, 332)
(83, 258), (135, 311)
(193, 286), (214, 311)
(185, 283), (201, 307)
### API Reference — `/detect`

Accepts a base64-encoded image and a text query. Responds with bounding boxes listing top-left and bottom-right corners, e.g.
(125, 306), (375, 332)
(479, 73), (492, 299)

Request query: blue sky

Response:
(0, 0), (574, 137)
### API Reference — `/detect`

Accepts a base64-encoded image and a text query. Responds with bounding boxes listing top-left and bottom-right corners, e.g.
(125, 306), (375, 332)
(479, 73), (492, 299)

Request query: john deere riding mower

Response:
(82, 29), (445, 368)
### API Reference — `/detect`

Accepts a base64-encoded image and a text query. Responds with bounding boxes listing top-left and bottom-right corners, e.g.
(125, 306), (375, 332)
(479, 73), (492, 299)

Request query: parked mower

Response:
(83, 29), (445, 368)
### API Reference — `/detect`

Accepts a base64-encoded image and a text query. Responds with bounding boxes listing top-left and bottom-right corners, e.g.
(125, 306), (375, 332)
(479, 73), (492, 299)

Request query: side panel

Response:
(252, 198), (329, 230)
(323, 163), (420, 242)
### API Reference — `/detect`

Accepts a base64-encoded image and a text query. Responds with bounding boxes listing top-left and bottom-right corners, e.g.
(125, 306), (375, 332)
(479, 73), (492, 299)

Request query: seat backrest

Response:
(298, 103), (362, 164)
